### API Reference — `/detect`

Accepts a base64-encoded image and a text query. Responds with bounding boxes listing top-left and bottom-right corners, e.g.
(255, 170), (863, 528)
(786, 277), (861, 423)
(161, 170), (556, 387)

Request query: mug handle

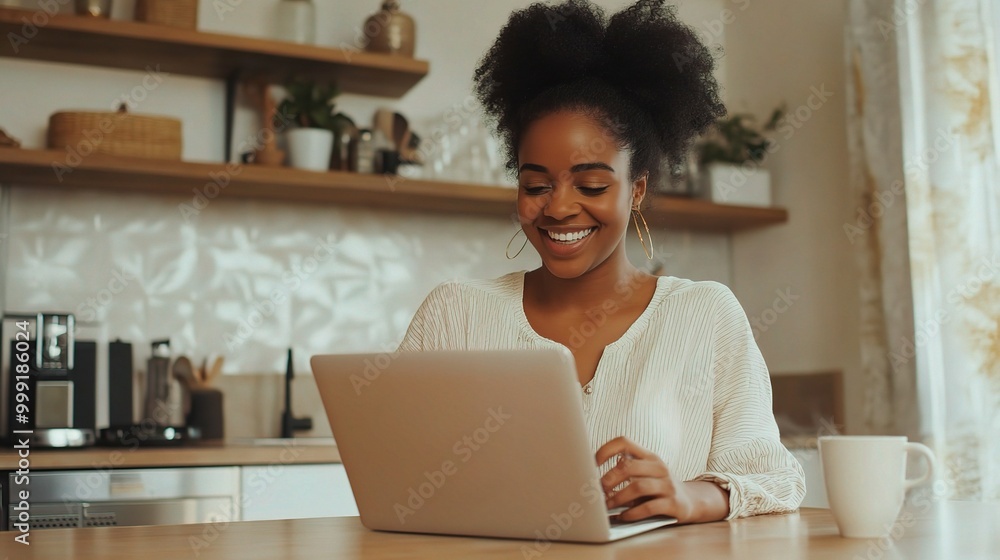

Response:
(903, 442), (937, 491)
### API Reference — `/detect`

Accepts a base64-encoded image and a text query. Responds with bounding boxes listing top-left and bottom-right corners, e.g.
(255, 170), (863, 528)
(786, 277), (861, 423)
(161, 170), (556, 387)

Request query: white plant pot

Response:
(287, 128), (333, 171)
(701, 162), (772, 207)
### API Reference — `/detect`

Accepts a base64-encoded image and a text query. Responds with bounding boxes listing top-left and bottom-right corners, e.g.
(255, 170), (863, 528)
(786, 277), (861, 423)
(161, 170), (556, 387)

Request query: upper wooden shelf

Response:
(0, 7), (428, 97)
(0, 149), (788, 231)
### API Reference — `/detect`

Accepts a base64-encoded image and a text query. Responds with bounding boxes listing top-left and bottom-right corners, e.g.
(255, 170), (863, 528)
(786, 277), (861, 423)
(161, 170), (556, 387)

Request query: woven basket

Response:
(135, 0), (199, 29)
(47, 105), (182, 160)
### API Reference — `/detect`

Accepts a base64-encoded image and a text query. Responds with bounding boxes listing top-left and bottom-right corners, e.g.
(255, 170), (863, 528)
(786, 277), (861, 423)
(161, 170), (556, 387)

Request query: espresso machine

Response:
(1, 312), (96, 447)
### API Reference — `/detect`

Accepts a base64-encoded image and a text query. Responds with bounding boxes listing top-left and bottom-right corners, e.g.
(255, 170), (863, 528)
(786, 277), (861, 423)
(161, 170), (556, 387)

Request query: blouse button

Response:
(583, 385), (594, 395)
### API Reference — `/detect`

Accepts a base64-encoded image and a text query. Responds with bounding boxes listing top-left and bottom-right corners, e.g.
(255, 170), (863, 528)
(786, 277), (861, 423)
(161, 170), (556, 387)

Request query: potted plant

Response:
(695, 105), (784, 207)
(277, 80), (343, 171)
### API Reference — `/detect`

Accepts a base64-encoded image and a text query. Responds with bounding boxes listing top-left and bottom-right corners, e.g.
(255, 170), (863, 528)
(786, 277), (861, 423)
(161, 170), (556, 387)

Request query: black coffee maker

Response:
(1, 312), (96, 447)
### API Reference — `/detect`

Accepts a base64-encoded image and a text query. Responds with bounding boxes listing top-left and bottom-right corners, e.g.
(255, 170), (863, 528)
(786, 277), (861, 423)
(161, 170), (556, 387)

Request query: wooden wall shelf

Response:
(0, 7), (428, 97)
(0, 149), (788, 231)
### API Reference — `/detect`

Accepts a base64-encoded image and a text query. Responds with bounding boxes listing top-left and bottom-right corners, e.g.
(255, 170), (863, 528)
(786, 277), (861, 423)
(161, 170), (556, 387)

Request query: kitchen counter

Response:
(2, 503), (996, 559)
(0, 439), (340, 470)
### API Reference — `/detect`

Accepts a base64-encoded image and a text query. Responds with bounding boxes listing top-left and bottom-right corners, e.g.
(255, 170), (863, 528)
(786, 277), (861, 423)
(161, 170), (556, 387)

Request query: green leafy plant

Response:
(276, 80), (343, 129)
(697, 105), (785, 166)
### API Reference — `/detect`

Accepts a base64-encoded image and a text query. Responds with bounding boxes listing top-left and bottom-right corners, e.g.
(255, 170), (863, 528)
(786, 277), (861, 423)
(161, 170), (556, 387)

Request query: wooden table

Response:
(3, 503), (996, 559)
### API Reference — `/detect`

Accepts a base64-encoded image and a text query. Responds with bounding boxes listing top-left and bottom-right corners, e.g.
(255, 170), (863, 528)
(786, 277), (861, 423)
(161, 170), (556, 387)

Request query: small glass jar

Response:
(275, 0), (316, 44)
(354, 129), (375, 174)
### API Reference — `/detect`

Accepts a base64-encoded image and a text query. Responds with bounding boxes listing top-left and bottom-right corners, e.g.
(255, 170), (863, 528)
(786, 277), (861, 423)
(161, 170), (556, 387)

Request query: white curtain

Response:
(847, 0), (1000, 500)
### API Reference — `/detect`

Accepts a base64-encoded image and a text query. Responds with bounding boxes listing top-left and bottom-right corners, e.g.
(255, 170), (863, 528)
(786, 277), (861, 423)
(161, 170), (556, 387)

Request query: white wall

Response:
(723, 1), (863, 434)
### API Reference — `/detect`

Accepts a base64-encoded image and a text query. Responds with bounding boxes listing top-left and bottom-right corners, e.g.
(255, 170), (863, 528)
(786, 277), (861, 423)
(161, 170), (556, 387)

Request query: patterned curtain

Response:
(847, 0), (999, 500)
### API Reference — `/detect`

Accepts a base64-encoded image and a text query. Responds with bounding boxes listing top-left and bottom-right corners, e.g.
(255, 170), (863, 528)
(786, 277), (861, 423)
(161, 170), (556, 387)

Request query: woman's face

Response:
(516, 110), (645, 279)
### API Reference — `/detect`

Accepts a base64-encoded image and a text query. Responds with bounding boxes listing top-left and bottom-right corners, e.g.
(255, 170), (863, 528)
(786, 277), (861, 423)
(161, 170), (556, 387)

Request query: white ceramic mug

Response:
(818, 436), (936, 538)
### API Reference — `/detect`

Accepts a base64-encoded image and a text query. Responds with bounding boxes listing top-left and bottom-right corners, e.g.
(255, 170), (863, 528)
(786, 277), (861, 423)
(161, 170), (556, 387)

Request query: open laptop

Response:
(310, 348), (678, 543)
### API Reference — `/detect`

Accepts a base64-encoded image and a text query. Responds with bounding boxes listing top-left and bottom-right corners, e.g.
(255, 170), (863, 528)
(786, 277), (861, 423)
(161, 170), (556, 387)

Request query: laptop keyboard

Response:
(607, 506), (677, 527)
(607, 506), (628, 526)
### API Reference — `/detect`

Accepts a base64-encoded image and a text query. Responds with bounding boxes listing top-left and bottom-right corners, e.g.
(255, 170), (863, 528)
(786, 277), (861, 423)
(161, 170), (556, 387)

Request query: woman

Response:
(398, 0), (805, 524)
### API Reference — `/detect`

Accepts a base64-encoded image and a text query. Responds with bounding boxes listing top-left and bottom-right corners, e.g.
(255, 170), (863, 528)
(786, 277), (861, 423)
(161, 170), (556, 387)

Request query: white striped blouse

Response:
(397, 270), (806, 520)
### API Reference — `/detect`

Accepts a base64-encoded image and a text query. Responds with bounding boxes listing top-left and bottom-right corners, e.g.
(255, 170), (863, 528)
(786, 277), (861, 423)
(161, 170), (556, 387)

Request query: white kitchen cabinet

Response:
(791, 447), (829, 508)
(240, 464), (358, 521)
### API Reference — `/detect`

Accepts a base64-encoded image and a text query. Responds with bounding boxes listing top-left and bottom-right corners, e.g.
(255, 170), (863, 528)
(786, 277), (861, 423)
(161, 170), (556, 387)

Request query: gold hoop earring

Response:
(631, 208), (653, 260)
(505, 228), (528, 259)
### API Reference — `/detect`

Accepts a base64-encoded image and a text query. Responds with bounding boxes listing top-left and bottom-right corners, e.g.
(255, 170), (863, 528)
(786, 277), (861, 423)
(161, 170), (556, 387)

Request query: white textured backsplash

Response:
(3, 185), (730, 431)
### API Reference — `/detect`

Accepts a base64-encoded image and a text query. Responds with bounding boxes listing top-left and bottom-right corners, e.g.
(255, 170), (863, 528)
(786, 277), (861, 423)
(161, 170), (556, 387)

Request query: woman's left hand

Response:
(596, 436), (696, 523)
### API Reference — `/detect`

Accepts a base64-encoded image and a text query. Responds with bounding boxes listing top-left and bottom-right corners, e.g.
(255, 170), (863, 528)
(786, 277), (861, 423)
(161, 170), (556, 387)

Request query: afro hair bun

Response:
(473, 0), (725, 186)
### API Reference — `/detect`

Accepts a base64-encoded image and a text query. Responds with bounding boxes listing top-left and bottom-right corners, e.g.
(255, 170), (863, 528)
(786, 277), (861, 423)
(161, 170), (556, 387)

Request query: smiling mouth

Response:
(542, 227), (596, 244)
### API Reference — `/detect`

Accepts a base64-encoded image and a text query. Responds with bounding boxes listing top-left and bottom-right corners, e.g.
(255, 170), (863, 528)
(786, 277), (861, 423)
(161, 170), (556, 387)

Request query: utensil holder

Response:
(186, 388), (224, 440)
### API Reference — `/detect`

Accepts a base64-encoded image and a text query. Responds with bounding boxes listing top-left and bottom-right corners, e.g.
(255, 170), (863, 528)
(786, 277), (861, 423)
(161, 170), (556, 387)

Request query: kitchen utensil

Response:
(204, 356), (224, 386)
(171, 355), (198, 419)
(171, 356), (198, 391)
(144, 340), (172, 427)
(187, 389), (224, 440)
(373, 109), (396, 148)
(393, 112), (408, 153)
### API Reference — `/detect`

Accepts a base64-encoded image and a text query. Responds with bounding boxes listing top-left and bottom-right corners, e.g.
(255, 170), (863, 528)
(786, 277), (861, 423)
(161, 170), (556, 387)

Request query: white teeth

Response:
(546, 228), (594, 243)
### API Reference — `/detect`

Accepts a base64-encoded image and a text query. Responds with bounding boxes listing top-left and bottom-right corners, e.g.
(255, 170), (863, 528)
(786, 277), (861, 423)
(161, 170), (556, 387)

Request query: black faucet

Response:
(281, 348), (313, 438)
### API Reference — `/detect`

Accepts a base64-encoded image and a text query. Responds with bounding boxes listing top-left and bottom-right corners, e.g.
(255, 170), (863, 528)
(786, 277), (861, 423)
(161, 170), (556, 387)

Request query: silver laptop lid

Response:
(311, 348), (615, 541)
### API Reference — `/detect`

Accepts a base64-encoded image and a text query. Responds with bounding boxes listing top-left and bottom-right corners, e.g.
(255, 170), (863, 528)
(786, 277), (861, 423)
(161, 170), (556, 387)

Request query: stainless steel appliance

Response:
(4, 467), (240, 531)
(1, 312), (96, 447)
(98, 339), (201, 447)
